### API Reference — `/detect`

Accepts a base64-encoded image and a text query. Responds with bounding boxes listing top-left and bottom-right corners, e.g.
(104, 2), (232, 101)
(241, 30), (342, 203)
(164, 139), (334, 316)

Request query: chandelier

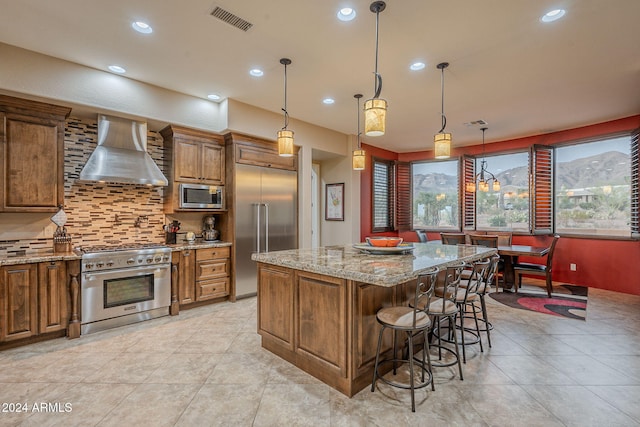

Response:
(466, 127), (501, 192)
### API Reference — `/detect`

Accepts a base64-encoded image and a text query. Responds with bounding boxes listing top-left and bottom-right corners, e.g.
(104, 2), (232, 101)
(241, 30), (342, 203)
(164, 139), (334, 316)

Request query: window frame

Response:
(371, 157), (395, 232)
(411, 157), (461, 232)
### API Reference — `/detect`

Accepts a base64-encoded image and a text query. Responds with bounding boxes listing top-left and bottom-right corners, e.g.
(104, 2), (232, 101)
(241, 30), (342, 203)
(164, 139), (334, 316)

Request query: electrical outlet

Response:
(570, 263), (577, 271)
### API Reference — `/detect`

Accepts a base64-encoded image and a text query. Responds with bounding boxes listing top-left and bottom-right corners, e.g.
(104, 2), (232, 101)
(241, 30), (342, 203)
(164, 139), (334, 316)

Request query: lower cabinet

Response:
(178, 246), (230, 306)
(0, 261), (69, 343)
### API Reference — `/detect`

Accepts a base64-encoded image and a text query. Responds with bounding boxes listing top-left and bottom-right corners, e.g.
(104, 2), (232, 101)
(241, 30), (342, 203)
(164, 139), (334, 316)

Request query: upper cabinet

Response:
(161, 125), (224, 185)
(0, 95), (71, 212)
(225, 132), (298, 171)
(160, 125), (225, 212)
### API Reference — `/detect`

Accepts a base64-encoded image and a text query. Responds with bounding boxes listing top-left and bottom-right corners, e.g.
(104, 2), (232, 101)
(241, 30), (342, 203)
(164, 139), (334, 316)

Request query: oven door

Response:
(81, 264), (171, 325)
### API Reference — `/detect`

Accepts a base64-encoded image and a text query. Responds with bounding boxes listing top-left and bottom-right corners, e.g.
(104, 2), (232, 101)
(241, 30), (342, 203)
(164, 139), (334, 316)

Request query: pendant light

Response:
(434, 62), (451, 159)
(352, 94), (366, 170)
(364, 1), (387, 137)
(466, 127), (501, 193)
(277, 58), (294, 157)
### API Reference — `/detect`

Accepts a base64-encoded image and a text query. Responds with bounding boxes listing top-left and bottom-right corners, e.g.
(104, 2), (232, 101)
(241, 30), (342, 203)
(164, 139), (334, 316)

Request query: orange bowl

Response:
(365, 237), (404, 247)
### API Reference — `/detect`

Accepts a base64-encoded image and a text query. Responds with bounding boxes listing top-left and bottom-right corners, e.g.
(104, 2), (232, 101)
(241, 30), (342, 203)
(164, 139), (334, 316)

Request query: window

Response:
(412, 159), (459, 230)
(474, 152), (530, 231)
(372, 158), (394, 231)
(555, 135), (632, 237)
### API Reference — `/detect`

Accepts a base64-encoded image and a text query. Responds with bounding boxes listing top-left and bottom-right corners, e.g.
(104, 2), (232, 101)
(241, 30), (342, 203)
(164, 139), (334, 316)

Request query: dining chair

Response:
(513, 235), (560, 297)
(440, 232), (467, 245)
(469, 234), (499, 248)
(494, 232), (513, 246)
(415, 230), (428, 242)
(371, 267), (438, 412)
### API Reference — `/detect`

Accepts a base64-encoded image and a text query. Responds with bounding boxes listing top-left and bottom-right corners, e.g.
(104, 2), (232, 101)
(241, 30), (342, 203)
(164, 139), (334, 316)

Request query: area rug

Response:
(490, 280), (588, 320)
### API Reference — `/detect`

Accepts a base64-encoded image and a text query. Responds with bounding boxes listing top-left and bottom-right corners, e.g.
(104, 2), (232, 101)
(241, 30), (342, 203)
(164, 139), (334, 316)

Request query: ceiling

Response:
(0, 0), (638, 152)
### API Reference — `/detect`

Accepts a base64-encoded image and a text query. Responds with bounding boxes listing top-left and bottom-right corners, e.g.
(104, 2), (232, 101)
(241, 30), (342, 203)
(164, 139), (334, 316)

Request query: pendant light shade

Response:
(352, 94), (366, 170)
(434, 62), (451, 159)
(364, 1), (387, 137)
(277, 58), (294, 157)
(277, 129), (294, 157)
(434, 132), (452, 159)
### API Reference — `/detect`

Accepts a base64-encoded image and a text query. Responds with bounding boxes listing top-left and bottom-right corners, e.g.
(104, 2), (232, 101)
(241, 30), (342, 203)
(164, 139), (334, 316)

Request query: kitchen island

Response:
(252, 243), (496, 397)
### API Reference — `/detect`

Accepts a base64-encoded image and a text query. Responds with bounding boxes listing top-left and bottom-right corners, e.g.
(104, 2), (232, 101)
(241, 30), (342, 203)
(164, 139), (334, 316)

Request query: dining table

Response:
(497, 244), (550, 290)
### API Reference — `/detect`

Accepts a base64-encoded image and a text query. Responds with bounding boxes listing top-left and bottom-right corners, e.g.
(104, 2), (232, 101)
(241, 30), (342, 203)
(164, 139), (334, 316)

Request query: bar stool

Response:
(423, 262), (466, 380)
(460, 254), (500, 348)
(449, 259), (490, 363)
(371, 267), (439, 412)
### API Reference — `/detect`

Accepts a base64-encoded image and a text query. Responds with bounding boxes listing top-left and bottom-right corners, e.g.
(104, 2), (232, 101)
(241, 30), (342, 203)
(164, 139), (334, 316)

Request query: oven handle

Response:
(82, 264), (170, 282)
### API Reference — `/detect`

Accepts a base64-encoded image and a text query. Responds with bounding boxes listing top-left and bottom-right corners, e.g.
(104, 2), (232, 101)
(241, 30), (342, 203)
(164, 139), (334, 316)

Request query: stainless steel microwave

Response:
(179, 184), (224, 209)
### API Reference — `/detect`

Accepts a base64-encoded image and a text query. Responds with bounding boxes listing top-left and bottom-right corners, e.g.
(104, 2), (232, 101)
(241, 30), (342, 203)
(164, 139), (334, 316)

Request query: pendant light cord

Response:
(357, 96), (362, 148)
(373, 6), (382, 98)
(438, 65), (447, 133)
(282, 60), (289, 130)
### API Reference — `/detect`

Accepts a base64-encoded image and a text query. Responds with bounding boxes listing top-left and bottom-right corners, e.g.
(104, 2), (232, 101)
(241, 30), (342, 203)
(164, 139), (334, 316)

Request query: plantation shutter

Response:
(462, 155), (476, 231)
(631, 129), (639, 239)
(531, 145), (554, 234)
(372, 158), (394, 232)
(395, 161), (411, 231)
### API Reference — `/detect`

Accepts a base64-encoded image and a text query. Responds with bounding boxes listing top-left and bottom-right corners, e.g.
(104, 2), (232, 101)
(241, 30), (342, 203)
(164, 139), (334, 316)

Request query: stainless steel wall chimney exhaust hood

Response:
(79, 115), (168, 186)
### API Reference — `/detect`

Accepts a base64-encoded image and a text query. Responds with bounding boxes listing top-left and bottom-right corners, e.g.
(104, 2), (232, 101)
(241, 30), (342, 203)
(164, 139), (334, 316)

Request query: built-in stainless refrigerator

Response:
(235, 163), (298, 298)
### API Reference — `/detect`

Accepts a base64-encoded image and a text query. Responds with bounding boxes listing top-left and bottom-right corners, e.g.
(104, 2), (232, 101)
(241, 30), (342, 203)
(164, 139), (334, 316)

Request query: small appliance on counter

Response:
(202, 215), (220, 241)
(51, 206), (72, 253)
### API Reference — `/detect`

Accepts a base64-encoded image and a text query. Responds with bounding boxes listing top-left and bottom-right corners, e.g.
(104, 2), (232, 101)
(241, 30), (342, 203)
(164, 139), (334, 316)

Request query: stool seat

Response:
(377, 307), (430, 330)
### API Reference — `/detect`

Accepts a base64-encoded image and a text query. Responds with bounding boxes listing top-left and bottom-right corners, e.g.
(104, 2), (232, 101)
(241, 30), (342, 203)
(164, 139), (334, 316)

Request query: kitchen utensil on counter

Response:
(202, 215), (220, 241)
(51, 206), (72, 252)
(164, 220), (180, 244)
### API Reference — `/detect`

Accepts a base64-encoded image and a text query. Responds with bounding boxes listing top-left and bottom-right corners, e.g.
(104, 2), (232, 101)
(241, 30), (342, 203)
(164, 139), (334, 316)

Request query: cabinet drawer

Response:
(197, 259), (229, 280)
(196, 246), (230, 261)
(196, 278), (229, 301)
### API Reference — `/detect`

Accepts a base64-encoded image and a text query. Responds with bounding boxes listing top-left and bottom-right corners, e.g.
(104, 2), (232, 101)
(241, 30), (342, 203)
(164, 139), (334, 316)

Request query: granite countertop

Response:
(167, 240), (232, 251)
(0, 241), (232, 266)
(0, 251), (82, 266)
(252, 243), (497, 287)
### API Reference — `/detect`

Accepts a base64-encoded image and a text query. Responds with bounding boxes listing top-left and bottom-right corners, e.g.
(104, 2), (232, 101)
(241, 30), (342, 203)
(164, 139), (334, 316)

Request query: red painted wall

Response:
(360, 115), (640, 295)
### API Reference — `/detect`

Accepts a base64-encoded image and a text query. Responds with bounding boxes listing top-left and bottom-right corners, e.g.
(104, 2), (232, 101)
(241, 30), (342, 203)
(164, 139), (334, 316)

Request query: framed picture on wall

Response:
(325, 183), (344, 221)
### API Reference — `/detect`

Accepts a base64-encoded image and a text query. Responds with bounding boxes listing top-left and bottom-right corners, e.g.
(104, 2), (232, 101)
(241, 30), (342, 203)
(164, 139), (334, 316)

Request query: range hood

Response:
(79, 115), (168, 186)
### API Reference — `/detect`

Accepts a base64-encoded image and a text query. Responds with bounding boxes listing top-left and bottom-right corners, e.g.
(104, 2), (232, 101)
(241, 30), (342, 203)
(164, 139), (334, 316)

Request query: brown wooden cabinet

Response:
(1, 261), (71, 343)
(176, 246), (231, 306)
(38, 261), (68, 334)
(0, 263), (38, 341)
(195, 246), (230, 301)
(225, 132), (297, 171)
(0, 95), (71, 212)
(160, 125), (225, 213)
(178, 249), (196, 305)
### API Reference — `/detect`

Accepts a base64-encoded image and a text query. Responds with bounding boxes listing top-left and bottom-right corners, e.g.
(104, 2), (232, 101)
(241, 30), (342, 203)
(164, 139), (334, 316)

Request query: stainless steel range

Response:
(80, 244), (172, 334)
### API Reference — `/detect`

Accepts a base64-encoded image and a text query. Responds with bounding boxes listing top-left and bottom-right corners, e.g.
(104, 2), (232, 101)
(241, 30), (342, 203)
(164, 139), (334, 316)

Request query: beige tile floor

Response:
(1, 283), (639, 427)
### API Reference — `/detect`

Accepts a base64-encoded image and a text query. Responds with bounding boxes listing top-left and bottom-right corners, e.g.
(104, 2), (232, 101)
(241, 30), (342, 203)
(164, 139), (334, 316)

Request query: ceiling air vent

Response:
(210, 6), (253, 32)
(464, 119), (488, 126)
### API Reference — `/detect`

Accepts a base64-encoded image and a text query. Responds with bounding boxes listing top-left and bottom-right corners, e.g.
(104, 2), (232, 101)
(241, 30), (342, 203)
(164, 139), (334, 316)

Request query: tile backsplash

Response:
(0, 116), (168, 256)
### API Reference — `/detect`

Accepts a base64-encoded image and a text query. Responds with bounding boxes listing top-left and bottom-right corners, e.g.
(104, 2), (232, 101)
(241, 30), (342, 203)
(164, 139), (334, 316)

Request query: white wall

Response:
(0, 43), (361, 248)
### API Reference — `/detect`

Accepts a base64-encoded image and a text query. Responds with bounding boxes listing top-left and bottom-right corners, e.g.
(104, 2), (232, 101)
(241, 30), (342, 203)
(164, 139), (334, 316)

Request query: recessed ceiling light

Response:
(322, 98), (335, 105)
(207, 94), (221, 101)
(108, 65), (126, 74)
(132, 21), (153, 34)
(337, 7), (356, 22)
(249, 68), (264, 77)
(410, 62), (426, 71)
(541, 9), (566, 23)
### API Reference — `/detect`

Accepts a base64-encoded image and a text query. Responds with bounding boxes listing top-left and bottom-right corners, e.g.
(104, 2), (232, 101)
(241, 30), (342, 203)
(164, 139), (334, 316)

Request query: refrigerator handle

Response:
(255, 203), (261, 253)
(264, 203), (269, 252)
